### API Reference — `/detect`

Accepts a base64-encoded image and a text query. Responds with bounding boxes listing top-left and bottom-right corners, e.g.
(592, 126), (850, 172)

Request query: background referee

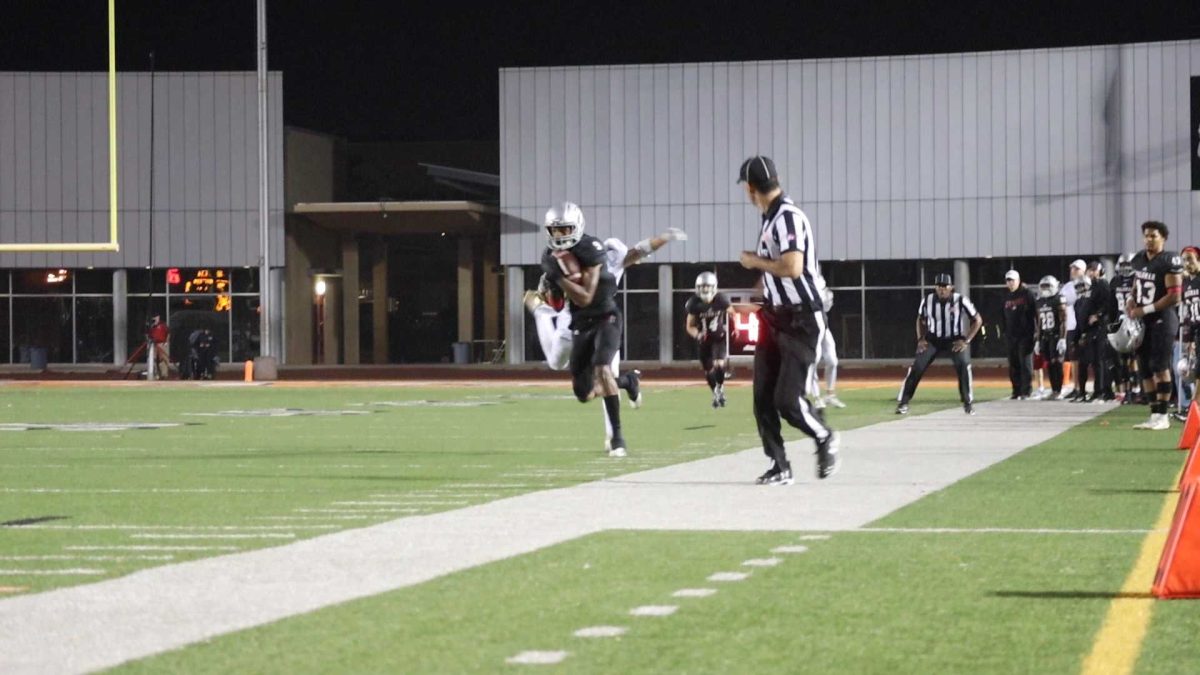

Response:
(896, 274), (983, 415)
(736, 155), (838, 484)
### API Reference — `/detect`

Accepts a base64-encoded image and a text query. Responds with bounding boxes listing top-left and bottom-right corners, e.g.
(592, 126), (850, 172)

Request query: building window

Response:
(864, 289), (923, 359)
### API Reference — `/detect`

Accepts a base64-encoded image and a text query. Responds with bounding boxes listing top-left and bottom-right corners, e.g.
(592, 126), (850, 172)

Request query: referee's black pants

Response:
(753, 309), (831, 471)
(1006, 337), (1033, 397)
(898, 338), (974, 405)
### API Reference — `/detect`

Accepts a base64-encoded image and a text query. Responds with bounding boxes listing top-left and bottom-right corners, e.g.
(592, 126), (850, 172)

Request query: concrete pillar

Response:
(112, 270), (127, 365)
(953, 260), (970, 297)
(321, 277), (341, 365)
(505, 265), (525, 363)
(372, 241), (389, 364)
(340, 236), (360, 365)
(457, 237), (475, 343)
(482, 236), (501, 342)
(658, 264), (673, 363)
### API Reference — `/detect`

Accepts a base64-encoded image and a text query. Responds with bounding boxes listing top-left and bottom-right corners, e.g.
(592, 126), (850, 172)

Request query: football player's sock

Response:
(603, 395), (623, 440)
(713, 369), (725, 386)
(705, 371), (717, 391)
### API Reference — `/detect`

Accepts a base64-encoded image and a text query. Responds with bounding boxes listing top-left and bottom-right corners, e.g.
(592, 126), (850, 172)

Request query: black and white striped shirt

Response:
(756, 195), (821, 312)
(918, 292), (979, 340)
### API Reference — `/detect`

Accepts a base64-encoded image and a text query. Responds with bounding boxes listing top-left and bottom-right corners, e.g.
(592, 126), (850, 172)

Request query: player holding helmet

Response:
(1033, 275), (1068, 400)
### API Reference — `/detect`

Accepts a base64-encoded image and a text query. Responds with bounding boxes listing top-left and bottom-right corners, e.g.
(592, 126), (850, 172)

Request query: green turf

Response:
(110, 401), (1200, 674)
(0, 382), (984, 594)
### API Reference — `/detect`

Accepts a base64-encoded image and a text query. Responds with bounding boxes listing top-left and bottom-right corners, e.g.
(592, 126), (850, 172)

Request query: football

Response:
(553, 250), (582, 281)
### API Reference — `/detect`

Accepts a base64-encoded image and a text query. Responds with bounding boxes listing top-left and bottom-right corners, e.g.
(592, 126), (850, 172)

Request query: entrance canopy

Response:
(293, 200), (498, 236)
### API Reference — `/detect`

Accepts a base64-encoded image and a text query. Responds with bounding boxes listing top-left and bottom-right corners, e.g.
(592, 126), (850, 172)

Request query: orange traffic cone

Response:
(243, 360), (254, 382)
(1153, 483), (1200, 598)
(1179, 401), (1200, 450)
(1182, 436), (1200, 490)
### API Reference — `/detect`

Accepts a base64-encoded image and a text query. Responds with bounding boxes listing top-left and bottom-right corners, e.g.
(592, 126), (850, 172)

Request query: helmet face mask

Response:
(1038, 275), (1059, 298)
(1117, 252), (1135, 278)
(544, 202), (586, 251)
(695, 272), (718, 303)
(1107, 315), (1145, 354)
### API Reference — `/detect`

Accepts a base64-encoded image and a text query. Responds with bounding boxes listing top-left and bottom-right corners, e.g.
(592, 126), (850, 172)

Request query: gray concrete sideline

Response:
(0, 400), (1106, 673)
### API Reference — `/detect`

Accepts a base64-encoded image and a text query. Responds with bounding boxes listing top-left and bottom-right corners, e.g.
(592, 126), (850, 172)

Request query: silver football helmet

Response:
(1107, 315), (1145, 354)
(1117, 253), (1135, 278)
(544, 202), (586, 251)
(1177, 355), (1196, 385)
(695, 272), (718, 303)
(1038, 275), (1060, 298)
(1075, 275), (1092, 291)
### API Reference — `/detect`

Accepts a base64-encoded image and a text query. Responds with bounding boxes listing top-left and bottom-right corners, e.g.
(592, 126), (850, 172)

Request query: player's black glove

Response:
(541, 259), (564, 284)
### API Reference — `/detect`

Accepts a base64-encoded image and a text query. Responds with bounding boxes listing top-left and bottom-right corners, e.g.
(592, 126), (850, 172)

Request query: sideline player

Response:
(1109, 254), (1140, 404)
(736, 155), (839, 484)
(1128, 221), (1183, 431)
(685, 272), (731, 409)
(524, 203), (686, 455)
(1176, 246), (1200, 419)
(809, 274), (845, 408)
(1033, 276), (1068, 400)
(896, 274), (983, 415)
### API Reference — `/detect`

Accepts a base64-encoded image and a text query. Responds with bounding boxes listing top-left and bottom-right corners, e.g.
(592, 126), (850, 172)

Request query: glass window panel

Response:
(969, 287), (1010, 359)
(864, 289), (923, 358)
(13, 269), (72, 294)
(966, 258), (1014, 287)
(74, 269), (113, 294)
(0, 298), (9, 363)
(1010, 256), (1075, 287)
(0, 271), (9, 294)
(126, 269), (166, 295)
(826, 289), (864, 359)
(231, 296), (261, 363)
(864, 260), (919, 287)
(233, 267), (260, 294)
(75, 297), (114, 363)
(623, 263), (658, 290)
(170, 268), (232, 296)
(169, 297), (230, 366)
(13, 297), (72, 363)
(622, 292), (659, 361)
(126, 296), (167, 358)
(712, 263), (760, 291)
(821, 261), (862, 288)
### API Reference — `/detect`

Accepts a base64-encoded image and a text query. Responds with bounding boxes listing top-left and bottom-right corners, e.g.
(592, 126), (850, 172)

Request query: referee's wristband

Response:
(1141, 304), (1157, 316)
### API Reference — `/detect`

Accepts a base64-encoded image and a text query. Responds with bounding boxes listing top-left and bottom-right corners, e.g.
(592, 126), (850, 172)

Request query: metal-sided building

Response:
(500, 40), (1200, 364)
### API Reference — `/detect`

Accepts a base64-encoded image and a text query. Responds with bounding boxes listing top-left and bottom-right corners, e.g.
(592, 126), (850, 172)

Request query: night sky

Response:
(2, 1), (1197, 142)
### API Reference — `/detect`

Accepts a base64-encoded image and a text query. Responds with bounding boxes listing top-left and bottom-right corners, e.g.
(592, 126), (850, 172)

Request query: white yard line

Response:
(0, 401), (1106, 674)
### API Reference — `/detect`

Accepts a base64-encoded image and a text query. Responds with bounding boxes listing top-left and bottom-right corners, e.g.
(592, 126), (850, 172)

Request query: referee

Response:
(736, 155), (838, 484)
(896, 274), (983, 415)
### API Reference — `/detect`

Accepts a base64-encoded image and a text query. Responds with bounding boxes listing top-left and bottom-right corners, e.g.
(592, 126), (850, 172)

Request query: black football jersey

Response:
(1183, 275), (1200, 329)
(1035, 294), (1066, 339)
(1110, 275), (1135, 320)
(685, 292), (731, 338)
(540, 234), (619, 323)
(1131, 249), (1184, 306)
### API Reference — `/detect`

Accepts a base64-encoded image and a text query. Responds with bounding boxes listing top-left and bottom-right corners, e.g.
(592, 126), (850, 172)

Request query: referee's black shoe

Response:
(964, 403), (976, 415)
(816, 433), (840, 479)
(755, 463), (793, 486)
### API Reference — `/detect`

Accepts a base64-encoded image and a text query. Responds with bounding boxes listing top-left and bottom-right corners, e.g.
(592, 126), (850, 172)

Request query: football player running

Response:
(524, 202), (686, 456)
(685, 272), (732, 408)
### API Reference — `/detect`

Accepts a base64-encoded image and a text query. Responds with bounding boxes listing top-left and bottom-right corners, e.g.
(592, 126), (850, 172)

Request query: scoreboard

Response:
(726, 294), (761, 356)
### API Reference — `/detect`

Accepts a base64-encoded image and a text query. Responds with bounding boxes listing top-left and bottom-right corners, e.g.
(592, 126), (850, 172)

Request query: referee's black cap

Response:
(934, 273), (953, 287)
(737, 155), (777, 187)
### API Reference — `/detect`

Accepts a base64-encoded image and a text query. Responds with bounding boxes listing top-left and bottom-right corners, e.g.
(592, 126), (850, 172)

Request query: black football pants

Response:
(899, 338), (974, 405)
(753, 314), (831, 472)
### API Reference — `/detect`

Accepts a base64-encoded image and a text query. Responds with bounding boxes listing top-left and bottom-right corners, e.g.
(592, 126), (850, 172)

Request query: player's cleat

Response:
(824, 394), (846, 408)
(608, 435), (627, 457)
(711, 390), (720, 409)
(624, 370), (643, 409)
(964, 403), (976, 416)
(895, 402), (909, 415)
(755, 464), (782, 485)
(1048, 391), (1063, 401)
(815, 433), (840, 479)
(764, 467), (794, 486)
(1134, 413), (1170, 431)
(1172, 411), (1189, 423)
(522, 290), (545, 313)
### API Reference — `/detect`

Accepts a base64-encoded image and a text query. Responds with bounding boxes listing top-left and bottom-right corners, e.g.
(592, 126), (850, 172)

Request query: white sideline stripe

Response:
(629, 605), (677, 617)
(0, 556), (173, 562)
(506, 651), (568, 665)
(252, 516), (372, 521)
(13, 525), (334, 531)
(0, 569), (105, 576)
(129, 534), (295, 540)
(330, 501), (468, 506)
(771, 545), (810, 554)
(742, 558), (782, 567)
(707, 572), (750, 582)
(796, 535), (831, 541)
(0, 400), (1109, 674)
(0, 488), (285, 494)
(672, 588), (717, 598)
(293, 509), (420, 515)
(573, 626), (627, 638)
(65, 546), (238, 552)
(854, 527), (1159, 535)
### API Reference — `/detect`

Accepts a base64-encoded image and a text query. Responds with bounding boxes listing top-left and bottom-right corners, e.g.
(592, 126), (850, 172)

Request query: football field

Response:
(1, 379), (1198, 673)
